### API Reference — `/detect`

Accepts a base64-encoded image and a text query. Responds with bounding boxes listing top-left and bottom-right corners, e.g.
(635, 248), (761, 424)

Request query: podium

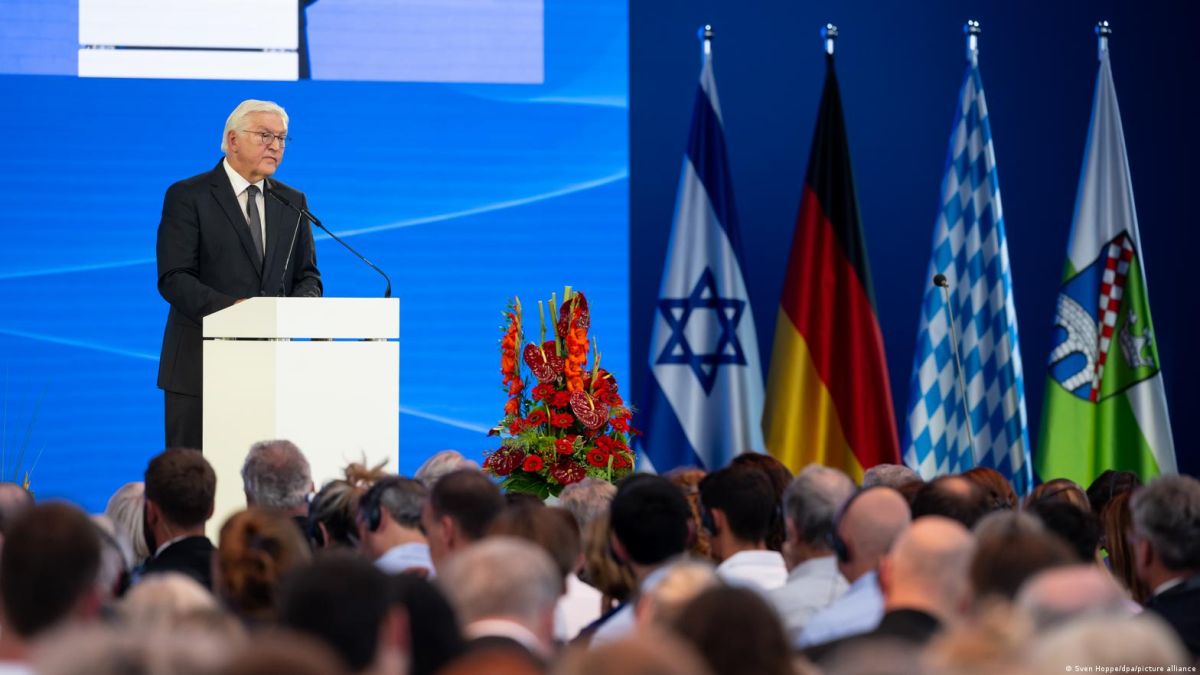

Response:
(202, 297), (399, 537)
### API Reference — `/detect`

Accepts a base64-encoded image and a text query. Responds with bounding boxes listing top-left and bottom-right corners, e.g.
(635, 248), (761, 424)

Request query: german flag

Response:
(763, 54), (899, 480)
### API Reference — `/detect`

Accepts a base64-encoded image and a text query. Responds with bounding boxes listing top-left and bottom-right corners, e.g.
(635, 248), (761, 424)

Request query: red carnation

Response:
(523, 455), (545, 473)
(486, 448), (524, 476)
(586, 449), (609, 468)
(555, 436), (578, 455)
(550, 460), (587, 485)
(551, 413), (575, 429)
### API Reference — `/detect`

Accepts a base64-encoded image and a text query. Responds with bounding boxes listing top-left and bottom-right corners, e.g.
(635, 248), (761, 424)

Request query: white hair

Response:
(120, 573), (219, 631)
(437, 537), (561, 629)
(104, 481), (150, 566)
(221, 99), (289, 153)
(414, 450), (479, 489)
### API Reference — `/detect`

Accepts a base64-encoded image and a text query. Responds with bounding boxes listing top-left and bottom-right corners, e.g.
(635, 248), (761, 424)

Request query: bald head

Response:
(838, 487), (911, 582)
(1016, 565), (1132, 630)
(881, 516), (974, 618)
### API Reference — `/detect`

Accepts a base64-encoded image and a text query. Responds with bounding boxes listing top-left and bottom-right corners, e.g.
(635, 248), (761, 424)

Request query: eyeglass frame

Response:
(238, 129), (292, 147)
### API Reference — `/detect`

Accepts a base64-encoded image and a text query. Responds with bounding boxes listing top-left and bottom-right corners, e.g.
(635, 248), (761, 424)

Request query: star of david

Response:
(656, 267), (748, 394)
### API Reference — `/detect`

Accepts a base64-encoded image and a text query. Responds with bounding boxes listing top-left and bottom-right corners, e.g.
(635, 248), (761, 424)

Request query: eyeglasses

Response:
(239, 129), (291, 147)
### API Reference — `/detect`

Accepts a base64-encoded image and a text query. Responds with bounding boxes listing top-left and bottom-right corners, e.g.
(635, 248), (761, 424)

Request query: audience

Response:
(389, 574), (465, 675)
(0, 482), (34, 545)
(555, 628), (715, 675)
(729, 452), (793, 552)
(698, 466), (788, 591)
(910, 475), (989, 528)
(664, 467), (713, 560)
(969, 511), (1075, 605)
(241, 440), (314, 526)
(1030, 614), (1190, 673)
(635, 560), (719, 627)
(558, 477), (617, 531)
(1130, 474), (1200, 657)
(961, 466), (1018, 512)
(414, 449), (480, 488)
(103, 482), (150, 568)
(139, 448), (217, 589)
(1085, 469), (1140, 518)
(1015, 564), (1132, 630)
(215, 507), (312, 623)
(422, 468), (505, 571)
(1025, 498), (1102, 564)
(861, 463), (921, 490)
(357, 476), (433, 575)
(118, 572), (220, 631)
(672, 586), (796, 675)
(579, 511), (637, 613)
(1099, 490), (1148, 602)
(1024, 477), (1090, 512)
(90, 516), (132, 603)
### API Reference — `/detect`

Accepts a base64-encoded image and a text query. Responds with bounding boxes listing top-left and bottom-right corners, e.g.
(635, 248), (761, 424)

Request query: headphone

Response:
(359, 477), (406, 533)
(826, 486), (887, 564)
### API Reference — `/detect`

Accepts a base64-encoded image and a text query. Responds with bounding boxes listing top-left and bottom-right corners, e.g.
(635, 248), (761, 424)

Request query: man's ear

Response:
(610, 533), (630, 564)
(877, 554), (894, 596)
(711, 508), (728, 537)
(440, 515), (459, 550)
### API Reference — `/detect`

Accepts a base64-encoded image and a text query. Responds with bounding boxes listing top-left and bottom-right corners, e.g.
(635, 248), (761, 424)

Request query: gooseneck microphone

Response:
(266, 186), (393, 298)
(933, 273), (978, 459)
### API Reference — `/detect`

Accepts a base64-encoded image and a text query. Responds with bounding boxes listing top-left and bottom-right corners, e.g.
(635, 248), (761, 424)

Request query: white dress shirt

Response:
(589, 564), (673, 647)
(556, 574), (604, 642)
(715, 550), (788, 593)
(375, 542), (434, 576)
(222, 158), (266, 250)
(768, 555), (850, 645)
(797, 569), (883, 648)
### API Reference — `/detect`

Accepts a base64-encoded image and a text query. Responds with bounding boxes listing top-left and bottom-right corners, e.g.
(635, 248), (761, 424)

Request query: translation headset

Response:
(826, 485), (888, 564)
(359, 477), (406, 533)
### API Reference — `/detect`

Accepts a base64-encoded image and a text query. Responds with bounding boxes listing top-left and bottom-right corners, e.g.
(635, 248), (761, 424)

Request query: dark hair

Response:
(1087, 470), (1141, 517)
(971, 512), (1075, 602)
(729, 454), (791, 552)
(428, 470), (504, 541)
(961, 467), (1018, 512)
(1026, 499), (1101, 563)
(699, 467), (777, 545)
(280, 553), (391, 672)
(490, 503), (581, 580)
(610, 474), (690, 566)
(0, 503), (102, 637)
(144, 448), (216, 528)
(390, 574), (464, 675)
(0, 482), (34, 536)
(222, 630), (350, 675)
(672, 586), (793, 675)
(217, 508), (313, 622)
(1024, 478), (1090, 512)
(911, 475), (988, 528)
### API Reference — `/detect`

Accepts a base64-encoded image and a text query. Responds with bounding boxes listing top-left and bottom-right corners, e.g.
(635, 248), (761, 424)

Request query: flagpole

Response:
(1096, 20), (1112, 60)
(822, 23), (838, 56)
(965, 19), (981, 65)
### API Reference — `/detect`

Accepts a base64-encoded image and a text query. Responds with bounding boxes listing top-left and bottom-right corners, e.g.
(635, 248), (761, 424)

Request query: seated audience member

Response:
(555, 627), (715, 675)
(390, 574), (465, 675)
(960, 466), (1018, 512)
(220, 631), (351, 675)
(357, 476), (433, 576)
(634, 560), (718, 628)
(698, 466), (787, 592)
(1026, 499), (1102, 563)
(307, 461), (387, 550)
(769, 465), (855, 644)
(0, 482), (34, 546)
(280, 553), (408, 675)
(579, 512), (636, 615)
(104, 482), (151, 569)
(798, 486), (911, 648)
(0, 503), (103, 669)
(31, 624), (235, 675)
(438, 537), (562, 670)
(1031, 615), (1189, 674)
(1130, 475), (1200, 656)
(969, 511), (1075, 606)
(118, 572), (220, 631)
(421, 469), (505, 572)
(215, 508), (312, 623)
(861, 463), (921, 490)
(664, 467), (712, 560)
(414, 450), (480, 489)
(910, 475), (988, 528)
(1099, 491), (1148, 603)
(241, 440), (314, 526)
(806, 516), (974, 664)
(729, 452), (793, 552)
(491, 503), (602, 642)
(1015, 564), (1133, 630)
(558, 478), (617, 531)
(589, 474), (692, 646)
(140, 448), (217, 589)
(1024, 477), (1090, 512)
(1086, 469), (1140, 518)
(672, 586), (795, 675)
(91, 517), (132, 603)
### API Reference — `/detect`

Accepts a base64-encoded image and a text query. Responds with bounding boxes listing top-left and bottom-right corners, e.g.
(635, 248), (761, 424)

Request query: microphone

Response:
(932, 272), (977, 460)
(266, 186), (393, 298)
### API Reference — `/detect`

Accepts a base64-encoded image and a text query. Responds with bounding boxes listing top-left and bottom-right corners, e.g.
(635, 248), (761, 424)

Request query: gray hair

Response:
(241, 440), (312, 510)
(104, 482), (150, 565)
(558, 477), (617, 529)
(861, 463), (921, 489)
(437, 537), (561, 628)
(221, 99), (288, 153)
(1030, 614), (1189, 672)
(783, 465), (856, 547)
(375, 477), (427, 529)
(414, 450), (479, 489)
(1130, 475), (1200, 571)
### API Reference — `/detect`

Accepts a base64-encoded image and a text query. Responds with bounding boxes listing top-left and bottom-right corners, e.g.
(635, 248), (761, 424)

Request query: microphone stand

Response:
(933, 273), (978, 461)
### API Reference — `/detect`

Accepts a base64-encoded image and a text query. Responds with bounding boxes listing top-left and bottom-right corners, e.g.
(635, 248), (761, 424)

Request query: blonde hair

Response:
(221, 99), (289, 153)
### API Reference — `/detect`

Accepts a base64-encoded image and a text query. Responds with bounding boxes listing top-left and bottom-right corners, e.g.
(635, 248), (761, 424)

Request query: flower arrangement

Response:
(484, 288), (635, 497)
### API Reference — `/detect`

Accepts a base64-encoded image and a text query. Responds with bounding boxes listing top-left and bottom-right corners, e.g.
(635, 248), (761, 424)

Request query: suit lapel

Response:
(208, 162), (263, 277)
(261, 178), (289, 292)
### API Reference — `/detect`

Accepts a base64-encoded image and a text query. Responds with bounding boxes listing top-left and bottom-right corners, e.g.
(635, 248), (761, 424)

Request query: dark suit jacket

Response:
(1146, 574), (1200, 658)
(139, 535), (216, 590)
(156, 160), (322, 397)
(804, 608), (942, 665)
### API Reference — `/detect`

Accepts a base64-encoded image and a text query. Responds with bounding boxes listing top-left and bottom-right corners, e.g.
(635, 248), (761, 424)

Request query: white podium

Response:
(202, 297), (399, 537)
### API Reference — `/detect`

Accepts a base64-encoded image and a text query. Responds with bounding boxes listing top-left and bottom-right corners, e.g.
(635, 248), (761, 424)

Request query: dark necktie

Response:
(245, 185), (265, 262)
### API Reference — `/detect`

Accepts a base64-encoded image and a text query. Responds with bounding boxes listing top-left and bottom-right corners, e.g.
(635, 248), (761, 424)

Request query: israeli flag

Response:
(639, 39), (766, 472)
(902, 44), (1032, 494)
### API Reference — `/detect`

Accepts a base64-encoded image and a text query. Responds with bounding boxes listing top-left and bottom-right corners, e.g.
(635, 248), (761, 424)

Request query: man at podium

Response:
(155, 99), (323, 450)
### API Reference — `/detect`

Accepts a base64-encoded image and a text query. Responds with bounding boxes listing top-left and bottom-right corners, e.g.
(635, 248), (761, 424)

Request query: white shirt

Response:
(375, 542), (434, 576)
(797, 569), (883, 648)
(555, 574), (604, 642)
(715, 550), (788, 593)
(222, 158), (266, 250)
(589, 564), (672, 647)
(768, 555), (850, 645)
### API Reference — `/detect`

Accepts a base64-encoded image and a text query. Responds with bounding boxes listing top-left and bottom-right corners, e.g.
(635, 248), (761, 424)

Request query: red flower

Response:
(611, 416), (630, 432)
(550, 460), (587, 485)
(612, 452), (632, 469)
(504, 397), (520, 417)
(586, 449), (609, 468)
(599, 390), (623, 406)
(508, 419), (524, 435)
(526, 409), (548, 427)
(596, 435), (626, 454)
(555, 436), (578, 455)
(523, 455), (545, 472)
(486, 448), (524, 476)
(551, 413), (575, 429)
(552, 391), (572, 408)
(532, 383), (556, 402)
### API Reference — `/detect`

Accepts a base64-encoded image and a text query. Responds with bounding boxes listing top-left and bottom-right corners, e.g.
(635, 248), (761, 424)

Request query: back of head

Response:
(838, 487), (912, 577)
(145, 448), (216, 528)
(784, 465), (855, 548)
(437, 537), (561, 628)
(699, 466), (776, 546)
(1130, 474), (1200, 572)
(610, 474), (690, 566)
(309, 479), (363, 549)
(241, 439), (313, 510)
(415, 450), (480, 489)
(216, 507), (312, 622)
(0, 481), (34, 536)
(1015, 564), (1132, 630)
(222, 631), (351, 675)
(862, 463), (921, 489)
(1099, 491), (1148, 603)
(910, 475), (988, 528)
(104, 482), (150, 564)
(636, 560), (719, 627)
(428, 469), (504, 541)
(886, 516), (975, 609)
(1026, 499), (1101, 563)
(1, 502), (102, 638)
(581, 512), (636, 602)
(1086, 469), (1140, 517)
(1031, 614), (1189, 673)
(961, 467), (1018, 512)
(729, 453), (792, 552)
(119, 572), (219, 631)
(1025, 478), (1090, 512)
(556, 627), (715, 675)
(280, 552), (391, 672)
(970, 511), (1075, 604)
(490, 503), (581, 581)
(671, 586), (793, 675)
(664, 467), (711, 560)
(359, 475), (427, 530)
(558, 477), (617, 530)
(390, 574), (464, 675)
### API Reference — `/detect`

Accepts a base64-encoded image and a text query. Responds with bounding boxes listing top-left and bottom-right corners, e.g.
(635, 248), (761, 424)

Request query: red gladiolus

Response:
(523, 455), (545, 472)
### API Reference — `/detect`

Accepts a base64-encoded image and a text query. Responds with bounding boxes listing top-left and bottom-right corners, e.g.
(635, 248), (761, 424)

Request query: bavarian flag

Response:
(1037, 40), (1177, 485)
(762, 52), (899, 480)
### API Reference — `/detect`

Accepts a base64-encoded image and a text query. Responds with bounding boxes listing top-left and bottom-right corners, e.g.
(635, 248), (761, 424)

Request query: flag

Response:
(1036, 39), (1176, 485)
(902, 40), (1033, 494)
(763, 53), (899, 480)
(639, 39), (765, 472)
